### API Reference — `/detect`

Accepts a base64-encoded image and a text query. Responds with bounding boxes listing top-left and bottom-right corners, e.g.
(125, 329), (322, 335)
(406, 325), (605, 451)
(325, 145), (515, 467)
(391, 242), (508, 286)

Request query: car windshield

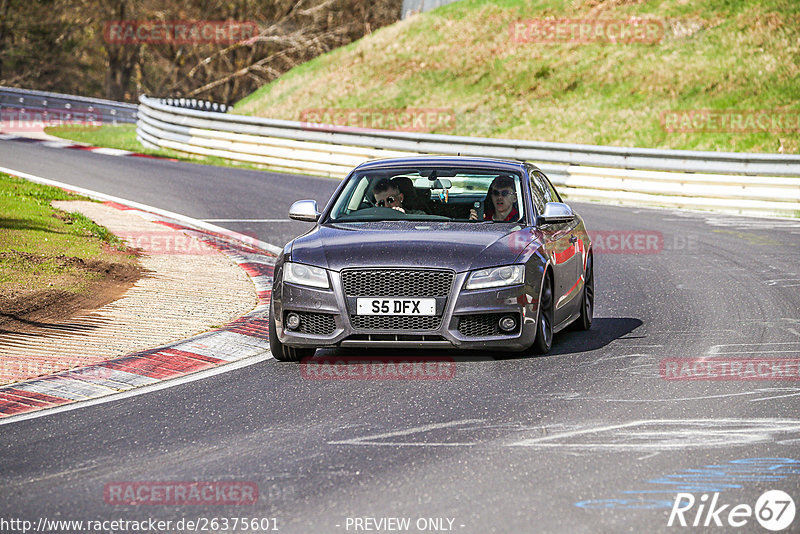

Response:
(326, 167), (525, 223)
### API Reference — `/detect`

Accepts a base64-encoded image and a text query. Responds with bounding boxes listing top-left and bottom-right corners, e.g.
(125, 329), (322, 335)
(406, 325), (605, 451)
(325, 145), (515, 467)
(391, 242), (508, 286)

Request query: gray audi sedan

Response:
(268, 156), (593, 360)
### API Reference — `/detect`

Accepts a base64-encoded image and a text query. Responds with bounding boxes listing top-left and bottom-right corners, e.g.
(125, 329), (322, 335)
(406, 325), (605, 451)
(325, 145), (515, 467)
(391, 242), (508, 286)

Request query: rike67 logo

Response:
(668, 490), (796, 531)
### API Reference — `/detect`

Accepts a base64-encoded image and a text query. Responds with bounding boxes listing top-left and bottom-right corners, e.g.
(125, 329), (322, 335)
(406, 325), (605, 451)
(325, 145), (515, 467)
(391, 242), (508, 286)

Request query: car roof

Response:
(354, 156), (529, 173)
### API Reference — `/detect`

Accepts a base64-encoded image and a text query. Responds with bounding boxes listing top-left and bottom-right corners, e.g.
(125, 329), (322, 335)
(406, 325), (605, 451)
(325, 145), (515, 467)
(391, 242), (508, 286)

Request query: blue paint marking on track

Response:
(575, 458), (800, 510)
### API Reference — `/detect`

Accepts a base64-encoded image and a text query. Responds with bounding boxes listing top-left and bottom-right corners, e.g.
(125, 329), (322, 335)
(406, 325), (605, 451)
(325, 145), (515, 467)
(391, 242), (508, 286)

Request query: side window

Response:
(537, 171), (563, 203)
(528, 171), (547, 214)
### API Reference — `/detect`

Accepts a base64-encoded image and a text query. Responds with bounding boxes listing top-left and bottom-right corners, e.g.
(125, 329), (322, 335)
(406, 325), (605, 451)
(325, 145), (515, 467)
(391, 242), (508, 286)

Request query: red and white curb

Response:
(0, 132), (177, 160)
(0, 168), (281, 423)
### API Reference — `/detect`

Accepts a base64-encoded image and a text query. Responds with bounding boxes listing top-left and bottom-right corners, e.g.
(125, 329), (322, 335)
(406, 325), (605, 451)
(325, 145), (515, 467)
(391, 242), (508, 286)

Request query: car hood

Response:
(289, 222), (538, 272)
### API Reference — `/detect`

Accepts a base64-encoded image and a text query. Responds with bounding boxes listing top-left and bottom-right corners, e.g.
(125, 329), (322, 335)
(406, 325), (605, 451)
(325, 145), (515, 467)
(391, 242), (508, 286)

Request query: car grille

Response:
(341, 269), (453, 297)
(350, 315), (442, 331)
(345, 333), (447, 342)
(289, 312), (336, 336)
(458, 313), (519, 337)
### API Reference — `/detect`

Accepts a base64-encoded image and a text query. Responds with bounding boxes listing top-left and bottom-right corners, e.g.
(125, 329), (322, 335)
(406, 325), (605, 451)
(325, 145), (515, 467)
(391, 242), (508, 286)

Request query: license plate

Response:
(356, 298), (436, 316)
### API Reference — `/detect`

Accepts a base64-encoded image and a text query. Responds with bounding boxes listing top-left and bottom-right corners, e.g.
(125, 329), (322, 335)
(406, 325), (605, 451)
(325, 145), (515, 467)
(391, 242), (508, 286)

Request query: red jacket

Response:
(484, 206), (519, 221)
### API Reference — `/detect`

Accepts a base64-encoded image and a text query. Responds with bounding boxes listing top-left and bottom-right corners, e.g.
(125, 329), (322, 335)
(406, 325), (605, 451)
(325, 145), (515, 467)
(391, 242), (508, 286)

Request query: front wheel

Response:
(575, 254), (593, 331)
(531, 273), (554, 354)
(269, 299), (316, 362)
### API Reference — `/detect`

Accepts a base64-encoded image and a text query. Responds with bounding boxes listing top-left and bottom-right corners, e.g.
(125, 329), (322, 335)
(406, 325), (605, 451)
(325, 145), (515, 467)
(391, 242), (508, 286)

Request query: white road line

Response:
(712, 350), (800, 354)
(39, 140), (76, 149)
(708, 341), (800, 355)
(0, 353), (271, 426)
(555, 389), (800, 403)
(88, 147), (133, 156)
(751, 392), (800, 402)
(329, 419), (484, 446)
(201, 219), (297, 223)
(0, 166), (283, 255)
(709, 342), (800, 347)
(592, 391), (789, 402)
(331, 418), (800, 450)
(591, 353), (651, 366)
(507, 419), (800, 450)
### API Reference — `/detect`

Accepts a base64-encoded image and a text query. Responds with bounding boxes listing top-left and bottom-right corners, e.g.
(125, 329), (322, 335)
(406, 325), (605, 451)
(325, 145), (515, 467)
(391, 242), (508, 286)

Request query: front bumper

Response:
(274, 270), (540, 352)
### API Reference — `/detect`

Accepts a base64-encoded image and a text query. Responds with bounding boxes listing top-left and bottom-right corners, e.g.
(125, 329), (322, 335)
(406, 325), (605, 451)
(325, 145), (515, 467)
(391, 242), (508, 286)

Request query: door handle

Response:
(569, 235), (578, 244)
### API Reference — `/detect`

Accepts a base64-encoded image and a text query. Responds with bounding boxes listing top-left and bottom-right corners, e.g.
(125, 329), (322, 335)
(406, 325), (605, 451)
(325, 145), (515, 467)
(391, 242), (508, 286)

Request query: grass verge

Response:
(0, 172), (139, 314)
(234, 0), (800, 154)
(44, 124), (185, 159)
(43, 124), (328, 178)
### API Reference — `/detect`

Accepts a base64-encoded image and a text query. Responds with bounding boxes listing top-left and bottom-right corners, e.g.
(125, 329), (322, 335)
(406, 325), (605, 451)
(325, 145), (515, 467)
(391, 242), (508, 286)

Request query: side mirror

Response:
(538, 202), (574, 225)
(289, 199), (320, 222)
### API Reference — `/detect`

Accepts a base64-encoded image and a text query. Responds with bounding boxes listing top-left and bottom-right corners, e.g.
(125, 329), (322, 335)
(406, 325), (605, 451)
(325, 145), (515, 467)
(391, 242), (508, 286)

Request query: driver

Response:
(373, 178), (426, 214)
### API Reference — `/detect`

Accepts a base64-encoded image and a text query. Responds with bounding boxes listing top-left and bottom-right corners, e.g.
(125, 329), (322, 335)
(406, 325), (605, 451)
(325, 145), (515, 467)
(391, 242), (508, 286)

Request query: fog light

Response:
(498, 315), (517, 332)
(286, 313), (301, 330)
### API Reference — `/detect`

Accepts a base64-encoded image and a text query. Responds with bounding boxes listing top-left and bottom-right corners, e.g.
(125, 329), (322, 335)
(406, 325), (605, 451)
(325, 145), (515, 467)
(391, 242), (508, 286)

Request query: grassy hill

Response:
(233, 0), (800, 154)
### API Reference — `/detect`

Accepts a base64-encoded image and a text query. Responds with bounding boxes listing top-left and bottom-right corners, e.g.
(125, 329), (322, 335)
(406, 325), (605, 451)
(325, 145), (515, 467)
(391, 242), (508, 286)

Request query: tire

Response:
(268, 299), (316, 362)
(575, 254), (594, 331)
(531, 272), (554, 354)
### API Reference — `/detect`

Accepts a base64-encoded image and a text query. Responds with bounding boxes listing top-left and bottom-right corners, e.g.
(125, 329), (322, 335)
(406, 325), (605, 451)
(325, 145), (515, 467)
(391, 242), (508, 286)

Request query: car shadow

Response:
(308, 317), (643, 363)
(478, 317), (644, 360)
(544, 316), (644, 356)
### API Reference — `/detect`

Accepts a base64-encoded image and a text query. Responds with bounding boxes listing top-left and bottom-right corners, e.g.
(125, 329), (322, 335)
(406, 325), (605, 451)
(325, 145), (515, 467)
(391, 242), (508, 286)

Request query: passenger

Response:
(390, 176), (430, 213)
(469, 175), (520, 221)
(373, 177), (426, 214)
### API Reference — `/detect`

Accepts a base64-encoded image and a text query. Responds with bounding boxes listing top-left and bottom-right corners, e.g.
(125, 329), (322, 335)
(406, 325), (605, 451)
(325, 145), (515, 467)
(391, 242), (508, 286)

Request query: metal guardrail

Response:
(0, 86), (137, 124)
(153, 97), (229, 114)
(137, 95), (800, 217)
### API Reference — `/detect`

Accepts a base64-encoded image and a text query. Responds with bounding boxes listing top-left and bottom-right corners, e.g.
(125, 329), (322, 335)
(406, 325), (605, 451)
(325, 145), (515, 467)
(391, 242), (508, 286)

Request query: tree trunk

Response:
(103, 0), (139, 101)
(0, 0), (12, 80)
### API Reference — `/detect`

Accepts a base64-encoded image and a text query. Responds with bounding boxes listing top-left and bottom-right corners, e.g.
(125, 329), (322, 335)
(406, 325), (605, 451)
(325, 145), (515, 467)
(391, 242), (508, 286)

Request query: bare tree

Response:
(0, 0), (401, 103)
(100, 0), (142, 100)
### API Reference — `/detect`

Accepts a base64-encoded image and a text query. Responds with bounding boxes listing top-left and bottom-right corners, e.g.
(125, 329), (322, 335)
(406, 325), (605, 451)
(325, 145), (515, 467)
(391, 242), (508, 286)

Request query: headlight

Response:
(465, 265), (524, 290)
(283, 261), (330, 289)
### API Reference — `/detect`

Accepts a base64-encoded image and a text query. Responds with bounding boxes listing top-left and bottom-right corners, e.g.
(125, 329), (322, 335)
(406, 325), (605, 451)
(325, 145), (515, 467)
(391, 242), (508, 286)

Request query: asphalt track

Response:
(2, 138), (800, 533)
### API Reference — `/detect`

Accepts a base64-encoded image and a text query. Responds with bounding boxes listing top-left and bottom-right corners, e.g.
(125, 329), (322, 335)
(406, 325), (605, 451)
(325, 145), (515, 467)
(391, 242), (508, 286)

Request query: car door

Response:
(531, 170), (581, 325)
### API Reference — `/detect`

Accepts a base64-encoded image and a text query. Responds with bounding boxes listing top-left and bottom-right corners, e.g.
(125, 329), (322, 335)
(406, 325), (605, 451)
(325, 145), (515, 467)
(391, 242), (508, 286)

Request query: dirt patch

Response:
(0, 251), (145, 334)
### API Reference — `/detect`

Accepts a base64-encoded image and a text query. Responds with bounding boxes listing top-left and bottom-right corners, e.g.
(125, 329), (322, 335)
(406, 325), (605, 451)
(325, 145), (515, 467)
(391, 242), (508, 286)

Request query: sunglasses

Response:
(491, 189), (514, 197)
(376, 196), (398, 207)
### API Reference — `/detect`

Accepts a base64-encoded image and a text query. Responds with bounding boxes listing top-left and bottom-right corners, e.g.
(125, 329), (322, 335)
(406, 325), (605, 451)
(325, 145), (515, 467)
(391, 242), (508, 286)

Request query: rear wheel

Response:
(531, 272), (554, 354)
(575, 254), (594, 331)
(269, 299), (316, 362)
